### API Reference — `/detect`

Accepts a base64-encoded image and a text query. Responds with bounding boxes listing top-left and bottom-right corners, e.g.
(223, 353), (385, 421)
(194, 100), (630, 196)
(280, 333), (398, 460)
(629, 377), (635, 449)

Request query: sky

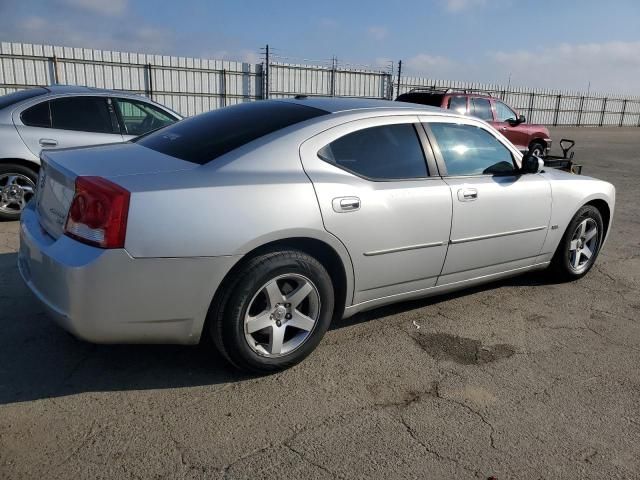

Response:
(1, 0), (639, 94)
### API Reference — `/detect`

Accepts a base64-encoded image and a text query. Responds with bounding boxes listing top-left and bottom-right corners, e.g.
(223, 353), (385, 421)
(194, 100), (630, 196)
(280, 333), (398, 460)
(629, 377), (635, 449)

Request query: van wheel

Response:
(0, 163), (38, 221)
(209, 250), (334, 373)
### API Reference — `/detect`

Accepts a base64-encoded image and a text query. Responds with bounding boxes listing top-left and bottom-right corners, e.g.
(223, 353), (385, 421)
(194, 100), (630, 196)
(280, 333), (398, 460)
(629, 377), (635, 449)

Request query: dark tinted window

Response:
(50, 96), (115, 133)
(447, 96), (467, 114)
(470, 98), (493, 121)
(318, 124), (428, 180)
(136, 101), (327, 164)
(0, 87), (48, 110)
(114, 98), (176, 135)
(21, 101), (51, 128)
(429, 123), (515, 176)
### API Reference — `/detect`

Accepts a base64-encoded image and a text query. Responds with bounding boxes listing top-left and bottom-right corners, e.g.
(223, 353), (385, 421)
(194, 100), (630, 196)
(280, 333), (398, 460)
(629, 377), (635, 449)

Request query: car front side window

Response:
(428, 122), (516, 176)
(317, 123), (428, 180)
(495, 101), (517, 122)
(114, 98), (176, 136)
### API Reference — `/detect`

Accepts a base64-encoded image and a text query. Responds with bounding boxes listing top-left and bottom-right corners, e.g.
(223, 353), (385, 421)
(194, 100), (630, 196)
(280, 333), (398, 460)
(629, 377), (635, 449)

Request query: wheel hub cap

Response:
(0, 173), (35, 214)
(244, 274), (321, 358)
(568, 218), (599, 273)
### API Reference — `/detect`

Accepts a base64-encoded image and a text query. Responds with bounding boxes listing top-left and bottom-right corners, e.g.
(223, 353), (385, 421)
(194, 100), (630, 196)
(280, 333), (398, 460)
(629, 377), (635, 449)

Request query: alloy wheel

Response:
(0, 173), (36, 215)
(568, 218), (599, 274)
(244, 274), (321, 357)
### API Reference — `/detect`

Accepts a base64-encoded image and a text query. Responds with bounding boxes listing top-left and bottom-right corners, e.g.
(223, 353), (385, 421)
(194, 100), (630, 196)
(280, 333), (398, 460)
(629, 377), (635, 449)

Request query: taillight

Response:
(64, 176), (130, 249)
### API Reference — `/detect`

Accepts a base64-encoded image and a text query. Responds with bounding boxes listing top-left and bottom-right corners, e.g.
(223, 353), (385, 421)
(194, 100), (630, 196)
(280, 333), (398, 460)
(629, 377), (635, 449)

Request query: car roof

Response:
(43, 85), (144, 98)
(277, 96), (448, 115)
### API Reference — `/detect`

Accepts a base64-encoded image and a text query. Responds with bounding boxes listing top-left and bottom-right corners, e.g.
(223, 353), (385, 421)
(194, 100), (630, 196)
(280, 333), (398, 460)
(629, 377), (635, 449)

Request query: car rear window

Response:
(0, 87), (48, 110)
(135, 101), (329, 164)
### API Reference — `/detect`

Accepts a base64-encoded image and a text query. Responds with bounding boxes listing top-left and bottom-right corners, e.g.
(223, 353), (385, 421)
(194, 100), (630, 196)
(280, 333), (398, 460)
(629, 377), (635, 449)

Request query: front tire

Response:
(0, 163), (38, 221)
(528, 141), (546, 158)
(209, 250), (334, 373)
(550, 205), (604, 280)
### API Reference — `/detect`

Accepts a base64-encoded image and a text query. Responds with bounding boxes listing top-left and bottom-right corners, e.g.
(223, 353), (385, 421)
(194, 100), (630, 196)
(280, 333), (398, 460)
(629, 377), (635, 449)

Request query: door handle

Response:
(332, 196), (360, 212)
(500, 127), (508, 131)
(39, 138), (58, 147)
(457, 188), (478, 202)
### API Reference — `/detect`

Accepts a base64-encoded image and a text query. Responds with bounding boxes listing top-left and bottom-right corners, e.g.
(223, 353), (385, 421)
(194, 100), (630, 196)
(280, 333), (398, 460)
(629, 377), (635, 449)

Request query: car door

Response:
(493, 100), (529, 151)
(300, 116), (452, 305)
(14, 96), (123, 157)
(112, 97), (178, 140)
(422, 118), (552, 285)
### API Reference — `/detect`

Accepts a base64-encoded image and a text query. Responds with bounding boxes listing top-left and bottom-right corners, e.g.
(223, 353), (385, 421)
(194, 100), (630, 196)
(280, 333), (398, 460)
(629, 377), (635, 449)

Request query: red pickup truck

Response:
(396, 88), (552, 157)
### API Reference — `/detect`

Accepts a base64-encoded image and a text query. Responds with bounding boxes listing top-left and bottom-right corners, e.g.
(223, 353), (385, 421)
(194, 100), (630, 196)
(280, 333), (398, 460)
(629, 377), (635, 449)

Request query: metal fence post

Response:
(221, 68), (227, 107)
(51, 55), (60, 84)
(619, 99), (627, 127)
(599, 97), (607, 127)
(146, 63), (153, 100)
(576, 96), (584, 127)
(553, 94), (561, 126)
(264, 44), (270, 100)
(330, 56), (336, 97)
(527, 92), (535, 123)
(396, 60), (402, 99)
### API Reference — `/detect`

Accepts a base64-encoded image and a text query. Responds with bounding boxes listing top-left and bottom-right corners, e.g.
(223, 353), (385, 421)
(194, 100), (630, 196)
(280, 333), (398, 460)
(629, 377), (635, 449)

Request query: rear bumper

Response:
(18, 202), (239, 345)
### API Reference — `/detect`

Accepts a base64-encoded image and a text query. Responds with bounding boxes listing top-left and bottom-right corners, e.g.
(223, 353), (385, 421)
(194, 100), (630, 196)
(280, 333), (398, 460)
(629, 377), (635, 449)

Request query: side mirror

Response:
(507, 115), (525, 126)
(521, 152), (543, 174)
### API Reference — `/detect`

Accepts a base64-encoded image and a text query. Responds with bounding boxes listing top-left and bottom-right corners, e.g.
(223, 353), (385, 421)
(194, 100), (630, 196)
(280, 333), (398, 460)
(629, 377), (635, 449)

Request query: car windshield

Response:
(0, 87), (48, 110)
(135, 101), (328, 165)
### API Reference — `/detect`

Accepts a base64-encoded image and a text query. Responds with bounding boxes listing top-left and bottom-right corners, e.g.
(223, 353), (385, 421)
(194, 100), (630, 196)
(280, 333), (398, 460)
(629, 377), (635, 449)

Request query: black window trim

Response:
(423, 121), (521, 178)
(316, 122), (440, 183)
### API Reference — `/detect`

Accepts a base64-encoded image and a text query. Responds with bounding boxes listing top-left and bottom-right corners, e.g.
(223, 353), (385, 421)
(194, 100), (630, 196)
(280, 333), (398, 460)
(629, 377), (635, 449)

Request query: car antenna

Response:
(294, 94), (308, 99)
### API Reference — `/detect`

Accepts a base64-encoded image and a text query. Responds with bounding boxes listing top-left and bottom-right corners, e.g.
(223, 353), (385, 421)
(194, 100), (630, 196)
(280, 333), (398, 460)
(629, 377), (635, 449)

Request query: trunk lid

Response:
(36, 142), (198, 239)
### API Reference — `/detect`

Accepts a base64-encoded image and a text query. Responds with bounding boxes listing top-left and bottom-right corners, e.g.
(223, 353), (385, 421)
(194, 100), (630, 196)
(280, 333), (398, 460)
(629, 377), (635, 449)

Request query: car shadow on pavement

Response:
(0, 249), (561, 405)
(331, 269), (563, 330)
(0, 252), (254, 405)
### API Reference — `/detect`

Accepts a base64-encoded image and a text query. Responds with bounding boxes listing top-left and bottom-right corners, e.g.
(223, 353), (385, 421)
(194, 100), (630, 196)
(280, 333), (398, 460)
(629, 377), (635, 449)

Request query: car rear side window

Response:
(429, 123), (515, 176)
(21, 101), (51, 128)
(470, 98), (493, 121)
(136, 101), (328, 165)
(50, 96), (116, 133)
(317, 124), (428, 180)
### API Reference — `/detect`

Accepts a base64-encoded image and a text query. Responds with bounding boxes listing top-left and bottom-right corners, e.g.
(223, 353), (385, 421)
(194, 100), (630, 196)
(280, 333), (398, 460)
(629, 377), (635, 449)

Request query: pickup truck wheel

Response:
(0, 163), (38, 221)
(528, 141), (546, 158)
(209, 250), (334, 373)
(550, 205), (603, 280)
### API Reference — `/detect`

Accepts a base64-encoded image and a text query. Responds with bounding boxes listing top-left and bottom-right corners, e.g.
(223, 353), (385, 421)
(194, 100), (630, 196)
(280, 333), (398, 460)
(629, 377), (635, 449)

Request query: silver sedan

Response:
(0, 86), (181, 220)
(18, 98), (615, 372)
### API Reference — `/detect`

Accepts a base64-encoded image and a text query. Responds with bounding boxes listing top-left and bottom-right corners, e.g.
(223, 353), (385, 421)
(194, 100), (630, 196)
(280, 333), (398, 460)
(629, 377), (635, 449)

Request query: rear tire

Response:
(0, 163), (38, 221)
(208, 250), (334, 373)
(549, 205), (604, 280)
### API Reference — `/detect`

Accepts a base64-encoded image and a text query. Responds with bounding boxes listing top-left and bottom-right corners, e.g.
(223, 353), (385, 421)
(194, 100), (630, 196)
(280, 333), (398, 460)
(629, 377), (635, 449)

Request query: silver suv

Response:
(0, 85), (181, 220)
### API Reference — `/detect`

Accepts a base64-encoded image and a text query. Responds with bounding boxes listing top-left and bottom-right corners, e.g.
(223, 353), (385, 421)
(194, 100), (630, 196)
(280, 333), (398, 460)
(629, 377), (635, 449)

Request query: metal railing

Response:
(1, 41), (639, 126)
